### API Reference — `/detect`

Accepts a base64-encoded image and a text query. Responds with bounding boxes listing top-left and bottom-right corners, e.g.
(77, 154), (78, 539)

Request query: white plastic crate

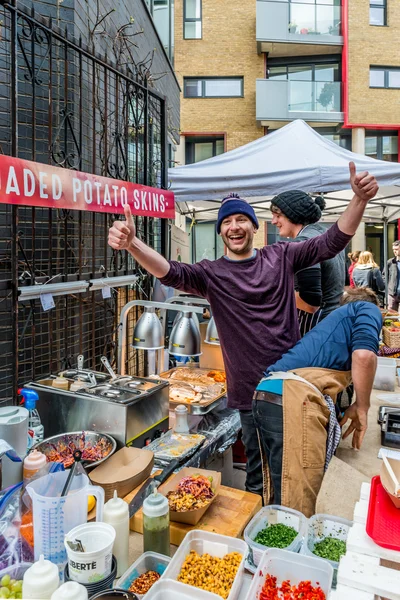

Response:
(244, 548), (333, 600)
(163, 530), (248, 600)
(244, 505), (307, 566)
(117, 551), (170, 598)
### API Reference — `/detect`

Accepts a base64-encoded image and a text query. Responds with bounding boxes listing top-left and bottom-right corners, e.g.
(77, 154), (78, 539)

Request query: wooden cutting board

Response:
(124, 480), (262, 546)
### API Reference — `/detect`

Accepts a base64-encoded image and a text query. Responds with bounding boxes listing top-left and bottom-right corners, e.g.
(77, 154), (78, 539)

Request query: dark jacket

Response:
(385, 258), (400, 297)
(353, 265), (385, 293)
(292, 223), (345, 318)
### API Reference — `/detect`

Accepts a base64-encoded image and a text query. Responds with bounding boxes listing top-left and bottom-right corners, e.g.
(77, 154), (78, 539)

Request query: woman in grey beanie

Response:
(271, 190), (346, 336)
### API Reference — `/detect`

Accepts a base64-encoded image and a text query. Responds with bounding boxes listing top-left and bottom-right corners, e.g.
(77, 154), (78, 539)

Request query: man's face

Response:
(219, 213), (256, 256)
(393, 245), (400, 258)
(271, 206), (298, 238)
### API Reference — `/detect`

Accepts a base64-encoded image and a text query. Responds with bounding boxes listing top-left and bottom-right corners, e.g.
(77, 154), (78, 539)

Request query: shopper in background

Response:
(108, 162), (379, 498)
(348, 250), (361, 288)
(353, 251), (385, 302)
(385, 240), (400, 311)
(271, 192), (345, 336)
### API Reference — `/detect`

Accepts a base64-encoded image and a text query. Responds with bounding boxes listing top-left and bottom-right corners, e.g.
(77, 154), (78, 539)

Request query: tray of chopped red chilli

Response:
(244, 548), (333, 600)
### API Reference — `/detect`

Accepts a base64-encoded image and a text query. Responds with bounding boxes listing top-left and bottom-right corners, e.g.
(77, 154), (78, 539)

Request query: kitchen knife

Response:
(128, 458), (179, 518)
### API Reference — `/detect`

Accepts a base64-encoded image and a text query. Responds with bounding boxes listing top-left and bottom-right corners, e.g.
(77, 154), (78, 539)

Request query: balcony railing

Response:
(256, 79), (343, 123)
(256, 0), (343, 48)
(288, 3), (341, 37)
(288, 81), (341, 113)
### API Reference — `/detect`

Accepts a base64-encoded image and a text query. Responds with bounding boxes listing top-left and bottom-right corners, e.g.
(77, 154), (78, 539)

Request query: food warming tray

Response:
(160, 367), (226, 414)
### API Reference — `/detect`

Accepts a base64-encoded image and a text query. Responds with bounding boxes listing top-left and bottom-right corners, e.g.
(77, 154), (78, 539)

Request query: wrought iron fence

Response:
(0, 0), (168, 404)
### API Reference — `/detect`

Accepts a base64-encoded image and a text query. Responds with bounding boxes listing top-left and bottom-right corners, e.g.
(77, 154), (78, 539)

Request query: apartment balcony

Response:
(256, 79), (344, 127)
(256, 0), (343, 57)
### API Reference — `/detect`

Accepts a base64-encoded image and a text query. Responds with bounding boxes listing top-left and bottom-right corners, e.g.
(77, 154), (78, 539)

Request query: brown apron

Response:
(260, 368), (352, 518)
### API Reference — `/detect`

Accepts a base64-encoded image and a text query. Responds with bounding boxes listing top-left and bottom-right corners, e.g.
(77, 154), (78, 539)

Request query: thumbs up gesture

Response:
(108, 204), (136, 251)
(349, 161), (379, 203)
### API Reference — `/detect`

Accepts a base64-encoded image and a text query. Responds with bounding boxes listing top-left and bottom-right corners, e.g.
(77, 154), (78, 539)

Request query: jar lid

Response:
(143, 490), (169, 518)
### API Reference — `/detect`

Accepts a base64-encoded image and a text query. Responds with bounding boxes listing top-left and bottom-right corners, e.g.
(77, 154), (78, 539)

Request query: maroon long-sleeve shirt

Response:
(160, 223), (352, 410)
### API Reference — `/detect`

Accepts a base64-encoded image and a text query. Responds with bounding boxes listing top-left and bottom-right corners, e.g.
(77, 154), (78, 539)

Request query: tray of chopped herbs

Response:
(312, 536), (347, 562)
(254, 523), (298, 549)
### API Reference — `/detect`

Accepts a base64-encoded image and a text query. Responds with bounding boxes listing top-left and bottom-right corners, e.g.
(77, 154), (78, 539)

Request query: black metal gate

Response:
(0, 0), (168, 405)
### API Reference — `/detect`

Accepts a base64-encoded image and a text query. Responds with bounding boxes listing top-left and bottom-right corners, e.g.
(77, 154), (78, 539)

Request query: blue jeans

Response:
(239, 410), (263, 497)
(252, 398), (284, 505)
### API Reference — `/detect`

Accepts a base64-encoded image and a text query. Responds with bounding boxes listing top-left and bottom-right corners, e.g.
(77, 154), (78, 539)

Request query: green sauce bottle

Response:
(143, 489), (170, 556)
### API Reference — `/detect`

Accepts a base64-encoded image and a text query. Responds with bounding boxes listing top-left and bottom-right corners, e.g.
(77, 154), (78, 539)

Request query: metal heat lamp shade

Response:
(169, 311), (202, 357)
(132, 307), (164, 350)
(204, 316), (220, 345)
(172, 310), (200, 331)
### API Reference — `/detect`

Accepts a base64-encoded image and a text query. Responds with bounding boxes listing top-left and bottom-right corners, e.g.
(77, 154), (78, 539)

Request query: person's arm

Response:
(340, 349), (377, 450)
(339, 304), (381, 449)
(374, 268), (386, 292)
(295, 266), (322, 313)
(108, 205), (208, 296)
(285, 162), (378, 273)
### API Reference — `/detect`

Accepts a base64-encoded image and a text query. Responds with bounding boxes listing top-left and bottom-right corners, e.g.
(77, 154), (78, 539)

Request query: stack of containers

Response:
(244, 505), (307, 567)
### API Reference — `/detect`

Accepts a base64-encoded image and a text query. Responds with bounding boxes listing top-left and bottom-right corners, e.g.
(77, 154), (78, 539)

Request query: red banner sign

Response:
(0, 155), (175, 218)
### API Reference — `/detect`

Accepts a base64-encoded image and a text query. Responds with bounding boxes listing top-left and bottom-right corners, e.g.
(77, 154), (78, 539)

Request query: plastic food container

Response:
(302, 514), (352, 587)
(244, 548), (333, 600)
(244, 505), (307, 567)
(373, 358), (396, 392)
(163, 530), (248, 600)
(118, 551), (170, 598)
(144, 579), (221, 600)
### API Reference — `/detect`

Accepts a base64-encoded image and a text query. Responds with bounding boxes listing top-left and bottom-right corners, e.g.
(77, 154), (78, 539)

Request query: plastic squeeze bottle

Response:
(51, 581), (88, 600)
(19, 389), (44, 447)
(143, 489), (170, 556)
(23, 449), (47, 481)
(22, 554), (59, 599)
(103, 490), (129, 577)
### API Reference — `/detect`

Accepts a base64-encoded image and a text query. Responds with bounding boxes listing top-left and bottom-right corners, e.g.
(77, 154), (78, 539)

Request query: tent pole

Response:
(383, 217), (389, 308)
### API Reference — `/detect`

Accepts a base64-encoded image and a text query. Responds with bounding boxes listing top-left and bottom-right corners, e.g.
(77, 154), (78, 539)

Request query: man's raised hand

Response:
(108, 204), (136, 251)
(349, 161), (379, 203)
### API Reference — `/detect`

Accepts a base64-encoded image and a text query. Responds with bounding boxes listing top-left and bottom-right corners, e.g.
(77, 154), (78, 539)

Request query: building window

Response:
(145, 0), (174, 63)
(314, 127), (351, 150)
(268, 58), (341, 112)
(370, 67), (400, 88)
(370, 0), (386, 26)
(184, 77), (244, 98)
(184, 0), (202, 39)
(288, 0), (341, 37)
(365, 132), (398, 162)
(185, 136), (225, 165)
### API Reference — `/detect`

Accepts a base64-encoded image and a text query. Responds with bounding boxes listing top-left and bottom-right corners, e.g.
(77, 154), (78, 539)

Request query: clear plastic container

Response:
(244, 548), (333, 600)
(244, 505), (307, 567)
(144, 579), (220, 600)
(373, 358), (396, 392)
(163, 530), (248, 600)
(302, 513), (352, 586)
(118, 551), (170, 598)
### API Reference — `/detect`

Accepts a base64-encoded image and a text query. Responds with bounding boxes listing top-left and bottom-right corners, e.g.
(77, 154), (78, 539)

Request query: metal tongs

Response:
(101, 356), (117, 380)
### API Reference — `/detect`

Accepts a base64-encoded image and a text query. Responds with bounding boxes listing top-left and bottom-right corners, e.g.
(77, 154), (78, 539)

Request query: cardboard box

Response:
(158, 467), (221, 525)
(380, 457), (400, 509)
(89, 446), (154, 501)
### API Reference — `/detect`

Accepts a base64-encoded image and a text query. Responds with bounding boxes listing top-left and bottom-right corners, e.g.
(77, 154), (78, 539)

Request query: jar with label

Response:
(142, 490), (170, 556)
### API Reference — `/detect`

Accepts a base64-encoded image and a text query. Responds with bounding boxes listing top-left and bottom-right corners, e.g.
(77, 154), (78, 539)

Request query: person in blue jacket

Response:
(252, 286), (381, 516)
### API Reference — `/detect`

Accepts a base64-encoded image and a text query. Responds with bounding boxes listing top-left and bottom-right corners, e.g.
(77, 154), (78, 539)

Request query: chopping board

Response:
(124, 479), (262, 546)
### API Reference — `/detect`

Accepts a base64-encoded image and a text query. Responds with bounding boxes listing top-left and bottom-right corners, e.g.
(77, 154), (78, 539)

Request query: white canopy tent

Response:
(168, 120), (400, 302)
(169, 120), (400, 226)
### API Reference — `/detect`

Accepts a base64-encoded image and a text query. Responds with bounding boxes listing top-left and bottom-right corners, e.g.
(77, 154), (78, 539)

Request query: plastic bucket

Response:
(64, 522), (116, 584)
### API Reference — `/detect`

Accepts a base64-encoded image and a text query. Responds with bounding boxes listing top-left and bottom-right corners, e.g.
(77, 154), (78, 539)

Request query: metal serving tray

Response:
(160, 367), (226, 414)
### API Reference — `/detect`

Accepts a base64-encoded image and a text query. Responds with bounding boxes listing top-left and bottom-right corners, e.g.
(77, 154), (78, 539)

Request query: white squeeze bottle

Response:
(22, 554), (59, 599)
(51, 582), (88, 600)
(23, 449), (47, 481)
(103, 490), (129, 577)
